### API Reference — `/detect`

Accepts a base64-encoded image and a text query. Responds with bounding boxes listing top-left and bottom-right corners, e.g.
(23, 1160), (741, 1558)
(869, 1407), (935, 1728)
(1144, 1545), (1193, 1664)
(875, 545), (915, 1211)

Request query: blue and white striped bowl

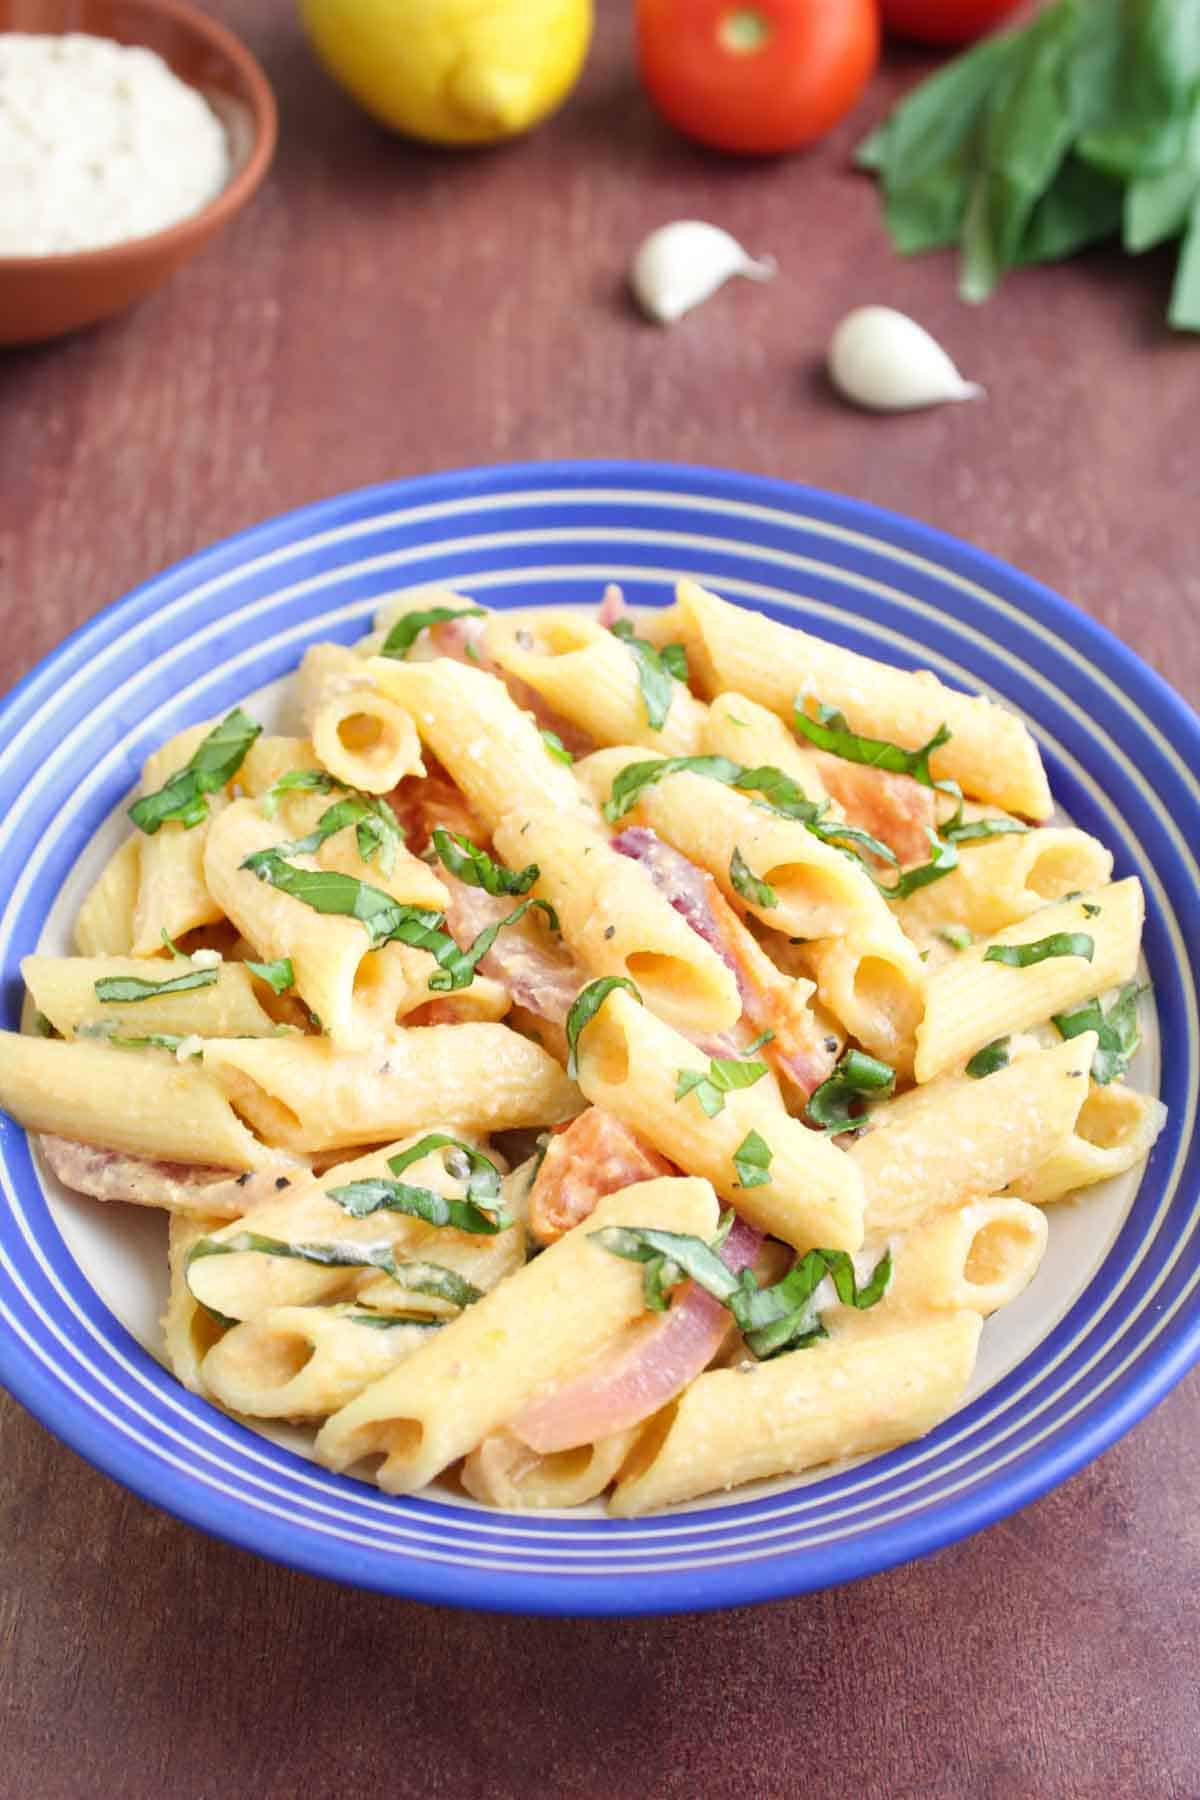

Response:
(2, 461), (1197, 1615)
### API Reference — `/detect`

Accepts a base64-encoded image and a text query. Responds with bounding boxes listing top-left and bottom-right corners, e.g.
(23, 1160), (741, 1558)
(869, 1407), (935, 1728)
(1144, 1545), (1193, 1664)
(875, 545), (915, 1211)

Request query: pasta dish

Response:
(0, 578), (1165, 1514)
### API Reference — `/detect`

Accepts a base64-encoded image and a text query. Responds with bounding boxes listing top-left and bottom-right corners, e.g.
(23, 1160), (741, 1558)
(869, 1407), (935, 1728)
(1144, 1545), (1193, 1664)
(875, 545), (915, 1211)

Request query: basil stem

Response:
(984, 932), (1095, 968)
(128, 708), (262, 834)
(565, 976), (642, 1079)
(380, 605), (485, 659)
(805, 1048), (896, 1135)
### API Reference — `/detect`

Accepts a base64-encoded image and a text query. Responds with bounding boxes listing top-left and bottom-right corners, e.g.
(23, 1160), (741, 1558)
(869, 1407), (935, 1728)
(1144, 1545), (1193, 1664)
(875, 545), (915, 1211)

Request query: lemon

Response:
(299, 0), (593, 146)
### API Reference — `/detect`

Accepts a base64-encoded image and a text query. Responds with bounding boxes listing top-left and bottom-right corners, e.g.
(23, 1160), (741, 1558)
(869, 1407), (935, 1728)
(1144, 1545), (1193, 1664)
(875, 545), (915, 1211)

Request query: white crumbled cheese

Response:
(174, 1034), (204, 1063)
(190, 948), (222, 967)
(0, 33), (230, 256)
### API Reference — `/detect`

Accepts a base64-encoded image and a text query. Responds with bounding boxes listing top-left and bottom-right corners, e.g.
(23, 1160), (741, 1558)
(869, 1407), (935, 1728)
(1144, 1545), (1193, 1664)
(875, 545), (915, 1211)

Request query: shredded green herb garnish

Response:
(431, 827), (538, 897)
(185, 1230), (480, 1327)
(1053, 981), (1145, 1085)
(540, 729), (574, 765)
(267, 793), (405, 876)
(260, 768), (344, 819)
(327, 1132), (510, 1235)
(674, 1034), (774, 1119)
(77, 1021), (200, 1056)
(380, 605), (485, 659)
(792, 702), (952, 789)
(732, 1128), (773, 1189)
(94, 967), (218, 1003)
(805, 1048), (897, 1135)
(160, 931), (187, 959)
(938, 924), (974, 951)
(729, 847), (777, 910)
(128, 708), (262, 834)
(965, 1037), (1011, 1078)
(565, 976), (642, 1079)
(984, 932), (1095, 968)
(244, 958), (295, 995)
(609, 619), (689, 731)
(591, 1223), (891, 1358)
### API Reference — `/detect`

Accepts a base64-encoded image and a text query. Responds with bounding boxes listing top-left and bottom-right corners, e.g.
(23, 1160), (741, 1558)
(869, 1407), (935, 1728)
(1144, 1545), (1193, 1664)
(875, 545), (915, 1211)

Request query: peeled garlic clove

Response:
(630, 221), (776, 325)
(828, 305), (984, 412)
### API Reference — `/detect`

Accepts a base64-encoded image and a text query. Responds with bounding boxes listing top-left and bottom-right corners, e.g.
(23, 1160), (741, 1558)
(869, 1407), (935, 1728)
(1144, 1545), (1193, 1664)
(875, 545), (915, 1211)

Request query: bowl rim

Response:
(0, 0), (278, 271)
(1, 457), (1198, 1615)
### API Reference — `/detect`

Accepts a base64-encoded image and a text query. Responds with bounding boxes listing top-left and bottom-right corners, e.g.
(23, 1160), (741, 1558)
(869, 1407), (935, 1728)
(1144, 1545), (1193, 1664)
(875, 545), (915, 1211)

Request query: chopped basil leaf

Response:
(269, 794), (405, 877)
(984, 932), (1095, 969)
(591, 1225), (890, 1358)
(675, 1044), (771, 1119)
(565, 976), (642, 1079)
(873, 828), (960, 900)
(965, 1037), (1011, 1078)
(426, 896), (558, 993)
(380, 605), (485, 659)
(240, 852), (457, 953)
(261, 768), (343, 819)
(78, 1021), (199, 1056)
(244, 958), (295, 995)
(344, 1311), (444, 1331)
(938, 924), (974, 951)
(729, 847), (777, 910)
(609, 619), (687, 731)
(733, 1128), (773, 1188)
(805, 1048), (896, 1135)
(94, 967), (219, 1003)
(31, 1011), (54, 1037)
(329, 1135), (508, 1234)
(540, 729), (574, 765)
(604, 754), (744, 822)
(185, 1230), (481, 1317)
(1053, 981), (1145, 1085)
(160, 931), (187, 959)
(1082, 901), (1102, 918)
(128, 708), (262, 834)
(431, 827), (538, 897)
(943, 816), (1031, 846)
(792, 701), (951, 789)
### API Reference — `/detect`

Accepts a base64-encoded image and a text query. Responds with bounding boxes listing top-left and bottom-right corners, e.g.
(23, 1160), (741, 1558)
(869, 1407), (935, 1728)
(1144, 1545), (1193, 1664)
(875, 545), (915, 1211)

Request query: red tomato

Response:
(879, 0), (1025, 46)
(635, 0), (880, 156)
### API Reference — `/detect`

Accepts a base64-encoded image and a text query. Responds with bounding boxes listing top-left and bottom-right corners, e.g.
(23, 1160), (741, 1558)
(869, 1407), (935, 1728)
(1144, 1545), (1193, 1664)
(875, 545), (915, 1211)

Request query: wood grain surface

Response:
(2, 4), (1198, 1796)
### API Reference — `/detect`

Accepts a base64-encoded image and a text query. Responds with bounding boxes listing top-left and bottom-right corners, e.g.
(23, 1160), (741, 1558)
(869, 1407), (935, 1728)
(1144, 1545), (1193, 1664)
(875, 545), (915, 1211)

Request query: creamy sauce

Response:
(0, 32), (231, 256)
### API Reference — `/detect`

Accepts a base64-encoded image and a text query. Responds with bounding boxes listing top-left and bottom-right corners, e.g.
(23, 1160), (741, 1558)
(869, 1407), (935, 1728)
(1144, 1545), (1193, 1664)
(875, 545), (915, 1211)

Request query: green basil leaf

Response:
(1053, 980), (1144, 1084)
(240, 851), (457, 954)
(874, 829), (960, 900)
(426, 896), (557, 993)
(128, 708), (262, 835)
(1078, 0), (1200, 181)
(984, 932), (1094, 968)
(674, 1048), (770, 1119)
(565, 976), (642, 1080)
(185, 1230), (480, 1314)
(733, 1129), (773, 1188)
(1017, 153), (1124, 264)
(965, 1037), (1011, 1078)
(94, 967), (219, 1003)
(938, 924), (975, 951)
(344, 1312), (444, 1331)
(387, 1132), (502, 1201)
(603, 755), (745, 824)
(805, 1048), (897, 1135)
(270, 794), (404, 877)
(381, 605), (485, 660)
(793, 701), (953, 789)
(261, 768), (343, 819)
(244, 958), (295, 995)
(540, 729), (574, 765)
(589, 1224), (741, 1303)
(77, 1021), (199, 1056)
(432, 827), (538, 896)
(1169, 192), (1200, 331)
(326, 1177), (511, 1235)
(610, 619), (686, 731)
(729, 847), (776, 910)
(943, 816), (1031, 846)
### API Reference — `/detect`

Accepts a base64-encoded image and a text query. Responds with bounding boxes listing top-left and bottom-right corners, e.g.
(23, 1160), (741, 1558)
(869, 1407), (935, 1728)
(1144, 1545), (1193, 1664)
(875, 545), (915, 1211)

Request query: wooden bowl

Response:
(0, 0), (277, 344)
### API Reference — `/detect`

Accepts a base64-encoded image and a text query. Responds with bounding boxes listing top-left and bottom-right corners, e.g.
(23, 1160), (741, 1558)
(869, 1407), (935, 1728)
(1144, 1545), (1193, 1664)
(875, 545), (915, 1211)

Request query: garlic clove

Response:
(828, 305), (985, 412)
(630, 220), (776, 325)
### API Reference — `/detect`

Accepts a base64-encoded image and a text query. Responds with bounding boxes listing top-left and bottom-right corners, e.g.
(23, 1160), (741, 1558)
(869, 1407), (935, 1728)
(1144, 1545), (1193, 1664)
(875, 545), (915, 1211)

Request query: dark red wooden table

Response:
(2, 5), (1198, 1795)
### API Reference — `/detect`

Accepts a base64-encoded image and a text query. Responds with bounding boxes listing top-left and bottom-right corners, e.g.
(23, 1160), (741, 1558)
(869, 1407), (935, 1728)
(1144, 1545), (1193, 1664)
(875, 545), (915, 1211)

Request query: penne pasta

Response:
(22, 953), (280, 1041)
